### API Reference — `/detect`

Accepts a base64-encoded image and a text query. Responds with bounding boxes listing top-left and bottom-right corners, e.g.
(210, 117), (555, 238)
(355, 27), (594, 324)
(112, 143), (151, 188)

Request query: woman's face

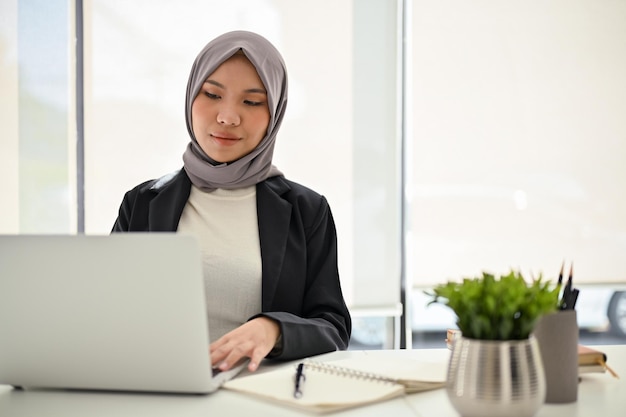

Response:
(191, 53), (270, 163)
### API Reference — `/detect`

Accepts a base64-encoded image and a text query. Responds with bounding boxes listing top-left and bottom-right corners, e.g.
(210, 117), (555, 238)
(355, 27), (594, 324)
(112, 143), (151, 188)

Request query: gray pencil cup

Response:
(532, 310), (579, 403)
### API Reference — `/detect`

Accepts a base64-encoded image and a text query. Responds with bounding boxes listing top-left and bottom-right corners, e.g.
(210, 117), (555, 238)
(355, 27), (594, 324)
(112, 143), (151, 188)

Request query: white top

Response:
(177, 185), (262, 342)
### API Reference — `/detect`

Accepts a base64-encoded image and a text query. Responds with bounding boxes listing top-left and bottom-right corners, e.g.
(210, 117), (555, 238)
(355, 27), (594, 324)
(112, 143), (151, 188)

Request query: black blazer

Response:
(112, 169), (351, 360)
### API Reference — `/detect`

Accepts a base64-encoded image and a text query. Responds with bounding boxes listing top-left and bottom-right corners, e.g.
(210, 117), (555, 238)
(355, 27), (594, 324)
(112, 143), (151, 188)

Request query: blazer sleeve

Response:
(256, 194), (352, 361)
(111, 189), (137, 232)
(110, 180), (154, 232)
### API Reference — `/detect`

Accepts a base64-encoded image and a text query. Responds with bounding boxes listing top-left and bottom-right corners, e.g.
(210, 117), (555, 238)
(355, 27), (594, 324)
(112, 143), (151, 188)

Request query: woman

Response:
(112, 30), (351, 372)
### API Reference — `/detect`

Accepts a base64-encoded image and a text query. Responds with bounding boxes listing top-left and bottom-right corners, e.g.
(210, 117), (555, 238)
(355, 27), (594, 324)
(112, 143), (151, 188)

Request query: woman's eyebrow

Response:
(204, 80), (266, 94)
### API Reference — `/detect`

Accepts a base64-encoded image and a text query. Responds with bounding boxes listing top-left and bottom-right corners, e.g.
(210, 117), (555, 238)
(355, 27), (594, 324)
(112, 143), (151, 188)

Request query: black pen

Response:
(560, 262), (577, 310)
(563, 263), (573, 296)
(293, 362), (305, 398)
(557, 261), (565, 308)
(557, 260), (564, 287)
(570, 288), (579, 310)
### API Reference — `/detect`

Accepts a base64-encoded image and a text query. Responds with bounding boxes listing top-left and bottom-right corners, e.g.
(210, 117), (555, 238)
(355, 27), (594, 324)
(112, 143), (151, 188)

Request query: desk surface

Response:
(1, 345), (624, 417)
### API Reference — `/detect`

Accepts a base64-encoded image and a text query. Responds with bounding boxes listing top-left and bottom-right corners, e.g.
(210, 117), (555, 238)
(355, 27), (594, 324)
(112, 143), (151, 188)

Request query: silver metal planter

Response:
(446, 336), (546, 417)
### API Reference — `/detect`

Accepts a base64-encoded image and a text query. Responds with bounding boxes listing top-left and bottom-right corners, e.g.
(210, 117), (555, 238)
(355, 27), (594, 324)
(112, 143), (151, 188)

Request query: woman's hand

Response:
(209, 316), (281, 372)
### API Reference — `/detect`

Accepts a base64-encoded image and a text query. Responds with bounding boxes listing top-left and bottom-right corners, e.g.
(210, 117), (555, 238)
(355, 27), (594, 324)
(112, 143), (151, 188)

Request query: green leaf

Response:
(427, 268), (559, 340)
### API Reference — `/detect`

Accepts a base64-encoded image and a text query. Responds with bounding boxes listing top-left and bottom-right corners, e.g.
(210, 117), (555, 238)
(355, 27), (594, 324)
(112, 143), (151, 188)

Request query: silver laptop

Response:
(0, 233), (245, 394)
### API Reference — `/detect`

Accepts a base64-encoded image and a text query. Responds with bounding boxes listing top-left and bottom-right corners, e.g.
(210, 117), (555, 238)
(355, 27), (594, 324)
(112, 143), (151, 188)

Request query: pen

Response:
(293, 362), (305, 398)
(559, 262), (578, 310)
(557, 260), (564, 287)
(556, 261), (565, 308)
(563, 263), (573, 297)
(570, 288), (579, 310)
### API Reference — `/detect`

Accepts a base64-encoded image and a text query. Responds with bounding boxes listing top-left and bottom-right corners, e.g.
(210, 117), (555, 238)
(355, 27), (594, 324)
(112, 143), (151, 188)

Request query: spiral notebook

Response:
(223, 354), (446, 413)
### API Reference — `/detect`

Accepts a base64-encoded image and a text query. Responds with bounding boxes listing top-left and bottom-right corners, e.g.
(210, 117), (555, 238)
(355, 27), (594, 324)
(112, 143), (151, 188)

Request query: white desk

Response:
(1, 345), (624, 417)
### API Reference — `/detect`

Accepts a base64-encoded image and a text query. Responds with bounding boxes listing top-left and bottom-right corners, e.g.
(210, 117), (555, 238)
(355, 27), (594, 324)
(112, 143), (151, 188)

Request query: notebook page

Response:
(223, 362), (404, 413)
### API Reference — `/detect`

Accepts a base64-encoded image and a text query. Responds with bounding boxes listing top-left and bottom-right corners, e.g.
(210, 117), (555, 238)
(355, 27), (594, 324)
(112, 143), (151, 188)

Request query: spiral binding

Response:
(302, 359), (398, 385)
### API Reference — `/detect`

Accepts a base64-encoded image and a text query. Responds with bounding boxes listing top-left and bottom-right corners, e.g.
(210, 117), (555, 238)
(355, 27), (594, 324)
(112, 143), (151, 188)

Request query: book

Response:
(578, 364), (608, 374)
(578, 345), (619, 378)
(222, 355), (447, 413)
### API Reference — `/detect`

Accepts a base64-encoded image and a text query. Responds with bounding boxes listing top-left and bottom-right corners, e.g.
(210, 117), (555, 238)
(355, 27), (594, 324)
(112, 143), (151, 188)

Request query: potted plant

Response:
(428, 269), (558, 341)
(426, 269), (559, 417)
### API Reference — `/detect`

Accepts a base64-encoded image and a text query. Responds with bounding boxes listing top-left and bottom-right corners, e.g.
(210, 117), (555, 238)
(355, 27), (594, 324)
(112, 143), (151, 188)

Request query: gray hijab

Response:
(182, 31), (286, 191)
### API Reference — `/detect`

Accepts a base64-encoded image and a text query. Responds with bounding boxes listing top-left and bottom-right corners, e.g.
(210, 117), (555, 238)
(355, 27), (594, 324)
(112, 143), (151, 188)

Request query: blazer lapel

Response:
(257, 177), (291, 309)
(148, 170), (192, 231)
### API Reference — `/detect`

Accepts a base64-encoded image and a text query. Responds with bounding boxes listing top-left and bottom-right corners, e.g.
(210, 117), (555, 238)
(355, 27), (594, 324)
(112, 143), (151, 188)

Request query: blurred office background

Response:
(1, 0), (625, 348)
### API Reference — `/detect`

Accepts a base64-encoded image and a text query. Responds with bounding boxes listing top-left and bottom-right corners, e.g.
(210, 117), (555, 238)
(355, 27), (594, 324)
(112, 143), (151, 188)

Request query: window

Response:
(3, 0), (625, 348)
(408, 0), (626, 345)
(84, 1), (404, 332)
(1, 0), (75, 233)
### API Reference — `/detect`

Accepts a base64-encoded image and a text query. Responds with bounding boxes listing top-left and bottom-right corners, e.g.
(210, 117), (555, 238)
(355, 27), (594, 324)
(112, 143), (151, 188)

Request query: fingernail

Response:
(219, 362), (228, 371)
(249, 362), (258, 371)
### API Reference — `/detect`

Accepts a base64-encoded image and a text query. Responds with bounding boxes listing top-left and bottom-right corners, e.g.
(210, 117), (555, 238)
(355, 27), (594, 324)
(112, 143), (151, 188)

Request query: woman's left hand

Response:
(209, 316), (281, 372)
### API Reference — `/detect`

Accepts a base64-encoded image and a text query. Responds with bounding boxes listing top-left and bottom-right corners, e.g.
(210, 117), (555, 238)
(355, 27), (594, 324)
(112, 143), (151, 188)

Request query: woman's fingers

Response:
(209, 317), (280, 372)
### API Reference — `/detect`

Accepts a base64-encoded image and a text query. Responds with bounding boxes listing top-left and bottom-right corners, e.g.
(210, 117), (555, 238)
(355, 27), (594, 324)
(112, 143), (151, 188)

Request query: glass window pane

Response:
(0, 0), (19, 233)
(0, 0), (74, 234)
(85, 2), (402, 349)
(410, 0), (626, 285)
(409, 0), (626, 345)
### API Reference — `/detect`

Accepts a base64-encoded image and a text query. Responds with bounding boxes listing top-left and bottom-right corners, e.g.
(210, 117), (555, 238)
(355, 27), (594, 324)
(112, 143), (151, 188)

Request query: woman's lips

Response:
(211, 133), (240, 146)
